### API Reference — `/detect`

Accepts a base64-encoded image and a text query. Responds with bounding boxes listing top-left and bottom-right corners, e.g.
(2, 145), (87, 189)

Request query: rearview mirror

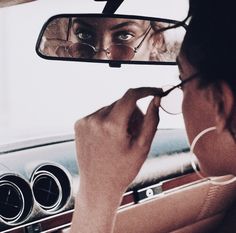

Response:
(36, 14), (186, 66)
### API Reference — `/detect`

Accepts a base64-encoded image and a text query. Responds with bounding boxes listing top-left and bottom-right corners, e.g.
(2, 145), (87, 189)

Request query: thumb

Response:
(136, 96), (160, 148)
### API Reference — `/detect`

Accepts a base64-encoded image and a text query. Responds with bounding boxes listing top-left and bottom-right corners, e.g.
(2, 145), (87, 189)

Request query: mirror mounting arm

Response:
(96, 0), (124, 14)
(109, 61), (121, 68)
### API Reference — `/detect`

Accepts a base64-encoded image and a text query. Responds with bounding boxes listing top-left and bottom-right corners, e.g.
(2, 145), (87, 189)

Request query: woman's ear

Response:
(215, 81), (235, 133)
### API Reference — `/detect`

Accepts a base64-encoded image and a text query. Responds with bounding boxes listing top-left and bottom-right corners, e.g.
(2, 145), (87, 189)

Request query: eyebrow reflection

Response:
(73, 19), (96, 30)
(110, 21), (143, 31)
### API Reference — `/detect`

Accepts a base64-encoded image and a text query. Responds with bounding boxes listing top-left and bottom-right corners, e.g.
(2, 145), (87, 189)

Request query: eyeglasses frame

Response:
(69, 25), (153, 59)
(158, 72), (200, 115)
(160, 72), (200, 98)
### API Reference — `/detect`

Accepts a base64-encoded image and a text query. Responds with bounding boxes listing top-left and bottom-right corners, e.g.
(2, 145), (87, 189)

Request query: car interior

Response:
(0, 0), (236, 233)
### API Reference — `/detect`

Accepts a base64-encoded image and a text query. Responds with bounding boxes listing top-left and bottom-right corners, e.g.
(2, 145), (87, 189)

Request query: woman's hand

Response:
(75, 87), (161, 196)
(71, 87), (161, 233)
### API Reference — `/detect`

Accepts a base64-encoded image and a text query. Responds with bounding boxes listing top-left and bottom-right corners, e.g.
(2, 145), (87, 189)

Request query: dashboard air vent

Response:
(31, 164), (71, 213)
(32, 171), (61, 211)
(0, 181), (23, 221)
(0, 175), (33, 226)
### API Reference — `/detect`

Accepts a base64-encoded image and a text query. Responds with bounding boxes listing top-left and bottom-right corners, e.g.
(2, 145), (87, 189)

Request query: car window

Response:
(0, 0), (188, 144)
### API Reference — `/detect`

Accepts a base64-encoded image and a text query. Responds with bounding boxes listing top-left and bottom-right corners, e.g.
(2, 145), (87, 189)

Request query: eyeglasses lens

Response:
(160, 85), (183, 115)
(68, 43), (96, 59)
(68, 43), (135, 60)
(107, 45), (135, 60)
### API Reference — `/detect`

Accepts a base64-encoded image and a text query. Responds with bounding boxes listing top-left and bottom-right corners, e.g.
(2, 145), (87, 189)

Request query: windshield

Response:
(0, 0), (188, 144)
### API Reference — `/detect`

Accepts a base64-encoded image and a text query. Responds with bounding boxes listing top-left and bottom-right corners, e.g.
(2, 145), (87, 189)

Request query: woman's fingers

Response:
(108, 87), (163, 127)
(82, 87), (162, 128)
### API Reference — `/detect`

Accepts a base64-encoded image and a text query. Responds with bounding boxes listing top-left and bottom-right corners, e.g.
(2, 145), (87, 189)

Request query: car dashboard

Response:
(0, 136), (77, 232)
(0, 129), (198, 232)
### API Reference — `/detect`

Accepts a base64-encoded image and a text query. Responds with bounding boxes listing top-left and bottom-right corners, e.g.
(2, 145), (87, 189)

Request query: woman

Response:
(71, 0), (236, 232)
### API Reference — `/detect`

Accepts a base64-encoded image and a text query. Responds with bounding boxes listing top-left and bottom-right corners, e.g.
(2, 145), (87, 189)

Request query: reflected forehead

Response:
(73, 17), (149, 30)
(109, 19), (148, 30)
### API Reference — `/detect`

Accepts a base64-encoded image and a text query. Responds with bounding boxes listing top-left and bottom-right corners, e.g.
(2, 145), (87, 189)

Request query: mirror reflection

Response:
(38, 16), (186, 63)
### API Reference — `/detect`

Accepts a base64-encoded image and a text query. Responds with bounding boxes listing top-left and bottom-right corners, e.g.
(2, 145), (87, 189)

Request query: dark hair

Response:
(181, 0), (236, 94)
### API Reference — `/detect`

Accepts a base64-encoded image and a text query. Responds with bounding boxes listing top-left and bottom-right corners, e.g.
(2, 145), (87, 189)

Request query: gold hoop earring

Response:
(190, 126), (236, 185)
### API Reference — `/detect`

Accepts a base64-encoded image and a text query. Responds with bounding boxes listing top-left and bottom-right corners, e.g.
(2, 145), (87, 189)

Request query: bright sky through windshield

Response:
(0, 0), (188, 144)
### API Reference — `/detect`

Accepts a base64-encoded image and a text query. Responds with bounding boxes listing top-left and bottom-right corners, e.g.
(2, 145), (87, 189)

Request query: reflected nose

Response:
(93, 49), (109, 60)
(94, 38), (110, 60)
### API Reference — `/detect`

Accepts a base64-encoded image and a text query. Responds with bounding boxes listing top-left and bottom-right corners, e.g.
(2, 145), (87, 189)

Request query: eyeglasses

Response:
(67, 26), (152, 60)
(159, 72), (200, 115)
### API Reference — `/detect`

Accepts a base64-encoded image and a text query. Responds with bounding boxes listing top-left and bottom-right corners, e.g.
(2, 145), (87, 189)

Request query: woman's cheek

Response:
(182, 91), (197, 144)
(182, 88), (213, 142)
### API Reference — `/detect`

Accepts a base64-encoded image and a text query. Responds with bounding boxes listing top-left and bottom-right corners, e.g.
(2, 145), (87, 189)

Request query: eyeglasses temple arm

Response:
(158, 85), (179, 97)
(159, 72), (200, 98)
(135, 26), (152, 51)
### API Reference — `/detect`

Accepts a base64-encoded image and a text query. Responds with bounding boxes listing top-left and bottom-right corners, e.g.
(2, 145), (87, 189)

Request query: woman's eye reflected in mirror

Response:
(75, 30), (95, 43)
(115, 31), (135, 42)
